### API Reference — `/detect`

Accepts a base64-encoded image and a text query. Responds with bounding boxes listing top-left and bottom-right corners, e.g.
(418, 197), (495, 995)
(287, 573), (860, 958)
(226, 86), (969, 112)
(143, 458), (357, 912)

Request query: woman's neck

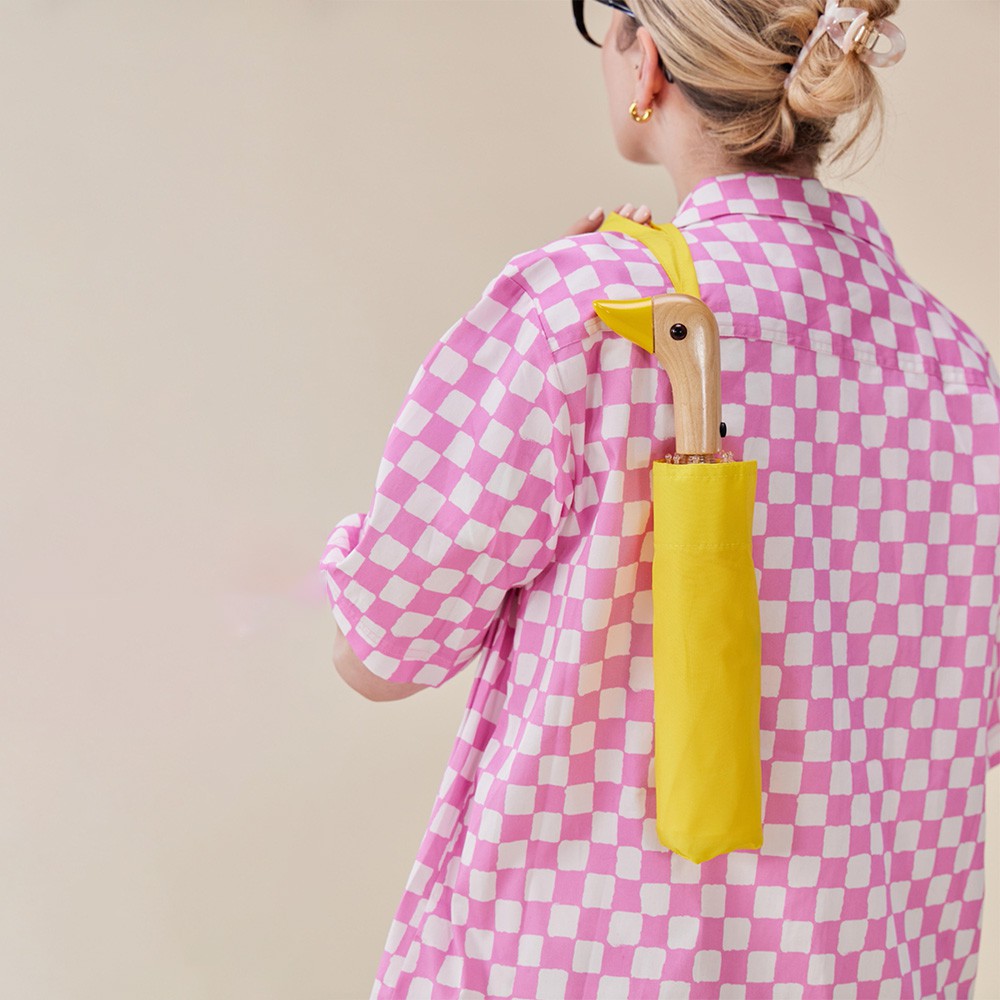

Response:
(659, 105), (817, 204)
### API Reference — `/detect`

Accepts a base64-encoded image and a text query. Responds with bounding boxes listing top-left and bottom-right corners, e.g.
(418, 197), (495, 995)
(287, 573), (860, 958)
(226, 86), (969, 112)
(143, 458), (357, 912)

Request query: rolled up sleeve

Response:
(319, 265), (575, 688)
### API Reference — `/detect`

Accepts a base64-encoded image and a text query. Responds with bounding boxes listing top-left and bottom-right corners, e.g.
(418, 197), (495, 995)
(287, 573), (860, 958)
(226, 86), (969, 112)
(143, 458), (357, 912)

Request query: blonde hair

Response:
(621, 0), (901, 173)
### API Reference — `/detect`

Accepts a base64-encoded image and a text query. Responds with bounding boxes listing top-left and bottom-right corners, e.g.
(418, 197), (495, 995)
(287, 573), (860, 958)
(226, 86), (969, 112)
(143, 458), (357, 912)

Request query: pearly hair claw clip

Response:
(785, 0), (907, 90)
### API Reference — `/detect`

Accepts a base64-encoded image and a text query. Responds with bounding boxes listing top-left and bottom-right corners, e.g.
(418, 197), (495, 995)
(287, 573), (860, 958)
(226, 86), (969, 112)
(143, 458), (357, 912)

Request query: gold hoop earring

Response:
(629, 101), (653, 123)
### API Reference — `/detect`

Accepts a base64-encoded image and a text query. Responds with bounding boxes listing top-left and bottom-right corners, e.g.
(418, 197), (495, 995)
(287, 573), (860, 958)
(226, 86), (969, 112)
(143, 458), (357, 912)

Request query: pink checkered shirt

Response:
(320, 171), (1000, 999)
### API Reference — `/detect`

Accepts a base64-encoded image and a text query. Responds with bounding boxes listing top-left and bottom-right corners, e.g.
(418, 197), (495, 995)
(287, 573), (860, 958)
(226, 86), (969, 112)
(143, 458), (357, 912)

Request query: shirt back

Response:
(322, 170), (1000, 999)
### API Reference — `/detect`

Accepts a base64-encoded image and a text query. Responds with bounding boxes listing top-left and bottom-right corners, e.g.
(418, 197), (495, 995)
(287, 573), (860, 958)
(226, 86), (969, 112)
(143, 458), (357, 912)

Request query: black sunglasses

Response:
(572, 0), (676, 83)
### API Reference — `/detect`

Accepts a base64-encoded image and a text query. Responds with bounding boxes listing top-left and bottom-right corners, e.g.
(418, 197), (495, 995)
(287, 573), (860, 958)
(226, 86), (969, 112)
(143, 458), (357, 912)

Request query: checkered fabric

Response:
(320, 171), (1000, 999)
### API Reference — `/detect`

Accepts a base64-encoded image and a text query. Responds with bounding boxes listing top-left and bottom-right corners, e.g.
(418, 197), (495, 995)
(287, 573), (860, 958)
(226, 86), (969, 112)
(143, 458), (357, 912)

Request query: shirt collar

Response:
(671, 170), (895, 255)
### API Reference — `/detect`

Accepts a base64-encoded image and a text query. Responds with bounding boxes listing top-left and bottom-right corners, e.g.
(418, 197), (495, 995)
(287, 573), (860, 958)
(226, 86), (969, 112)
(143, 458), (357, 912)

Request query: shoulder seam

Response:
(506, 270), (580, 519)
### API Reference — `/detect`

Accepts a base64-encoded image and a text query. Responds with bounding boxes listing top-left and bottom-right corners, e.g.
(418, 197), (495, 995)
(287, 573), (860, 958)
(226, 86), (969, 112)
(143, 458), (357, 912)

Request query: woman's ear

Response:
(634, 25), (666, 108)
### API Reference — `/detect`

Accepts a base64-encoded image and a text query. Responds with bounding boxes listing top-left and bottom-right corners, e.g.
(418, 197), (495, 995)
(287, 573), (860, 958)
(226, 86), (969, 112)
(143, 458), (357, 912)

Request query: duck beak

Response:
(593, 298), (655, 354)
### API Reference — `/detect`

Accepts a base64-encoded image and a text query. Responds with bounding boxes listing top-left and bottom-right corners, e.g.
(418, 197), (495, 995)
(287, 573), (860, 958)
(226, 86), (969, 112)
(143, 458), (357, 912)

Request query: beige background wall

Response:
(1, 1), (996, 998)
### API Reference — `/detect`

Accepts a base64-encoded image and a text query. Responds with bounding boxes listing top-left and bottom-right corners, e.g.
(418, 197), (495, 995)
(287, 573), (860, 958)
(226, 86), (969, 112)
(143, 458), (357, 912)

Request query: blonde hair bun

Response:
(619, 0), (903, 173)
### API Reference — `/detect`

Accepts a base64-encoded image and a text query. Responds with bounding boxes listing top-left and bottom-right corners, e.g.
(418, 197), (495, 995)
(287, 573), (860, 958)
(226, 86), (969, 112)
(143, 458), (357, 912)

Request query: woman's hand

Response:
(562, 202), (652, 237)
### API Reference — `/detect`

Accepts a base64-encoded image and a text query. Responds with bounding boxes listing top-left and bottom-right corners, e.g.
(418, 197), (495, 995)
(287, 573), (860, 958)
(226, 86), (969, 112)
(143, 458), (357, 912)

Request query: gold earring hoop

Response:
(629, 101), (653, 123)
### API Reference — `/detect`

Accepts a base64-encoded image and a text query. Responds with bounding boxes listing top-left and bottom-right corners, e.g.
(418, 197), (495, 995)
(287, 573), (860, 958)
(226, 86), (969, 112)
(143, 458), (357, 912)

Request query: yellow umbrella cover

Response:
(651, 459), (762, 863)
(594, 214), (763, 864)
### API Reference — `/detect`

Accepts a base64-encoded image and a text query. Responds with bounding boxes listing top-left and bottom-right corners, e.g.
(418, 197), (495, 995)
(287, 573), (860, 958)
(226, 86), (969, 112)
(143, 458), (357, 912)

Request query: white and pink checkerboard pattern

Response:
(320, 172), (1000, 999)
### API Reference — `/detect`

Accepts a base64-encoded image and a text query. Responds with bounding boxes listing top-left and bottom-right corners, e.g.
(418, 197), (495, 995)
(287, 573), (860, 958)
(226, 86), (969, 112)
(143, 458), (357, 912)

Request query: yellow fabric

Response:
(651, 460), (763, 863)
(597, 212), (764, 864)
(598, 212), (700, 299)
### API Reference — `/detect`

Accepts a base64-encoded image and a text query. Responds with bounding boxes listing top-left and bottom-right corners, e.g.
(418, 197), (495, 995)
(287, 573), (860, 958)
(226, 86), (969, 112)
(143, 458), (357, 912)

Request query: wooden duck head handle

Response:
(594, 293), (722, 457)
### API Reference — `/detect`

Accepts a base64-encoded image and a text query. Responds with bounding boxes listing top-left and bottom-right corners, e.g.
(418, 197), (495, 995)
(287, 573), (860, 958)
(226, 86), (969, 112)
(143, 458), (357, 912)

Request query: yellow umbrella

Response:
(594, 213), (763, 864)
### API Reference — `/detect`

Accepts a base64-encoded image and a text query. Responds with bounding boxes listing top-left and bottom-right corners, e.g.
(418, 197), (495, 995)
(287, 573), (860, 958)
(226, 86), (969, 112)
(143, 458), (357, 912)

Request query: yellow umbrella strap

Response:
(598, 211), (700, 300)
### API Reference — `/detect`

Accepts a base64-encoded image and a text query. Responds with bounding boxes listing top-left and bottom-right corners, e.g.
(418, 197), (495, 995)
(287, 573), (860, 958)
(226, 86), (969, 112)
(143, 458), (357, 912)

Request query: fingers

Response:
(563, 206), (606, 237)
(614, 203), (652, 224)
(563, 202), (653, 239)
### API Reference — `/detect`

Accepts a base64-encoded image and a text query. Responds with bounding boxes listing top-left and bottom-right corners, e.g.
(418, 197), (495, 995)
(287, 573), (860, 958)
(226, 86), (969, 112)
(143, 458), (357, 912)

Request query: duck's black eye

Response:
(669, 323), (687, 340)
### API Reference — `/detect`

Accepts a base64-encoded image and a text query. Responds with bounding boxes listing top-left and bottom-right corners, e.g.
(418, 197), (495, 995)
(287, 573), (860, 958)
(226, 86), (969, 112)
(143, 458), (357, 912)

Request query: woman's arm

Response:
(332, 619), (430, 702)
